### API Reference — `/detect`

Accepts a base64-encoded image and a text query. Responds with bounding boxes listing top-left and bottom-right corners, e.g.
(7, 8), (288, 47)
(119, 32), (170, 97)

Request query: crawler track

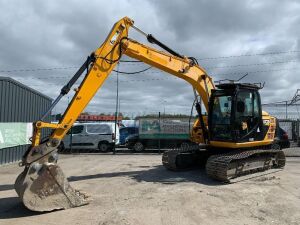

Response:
(162, 148), (286, 182)
(162, 145), (203, 170)
(206, 149), (286, 182)
(162, 149), (180, 170)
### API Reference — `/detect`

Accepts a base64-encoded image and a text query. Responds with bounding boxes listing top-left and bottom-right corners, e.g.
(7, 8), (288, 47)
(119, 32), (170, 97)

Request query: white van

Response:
(61, 122), (120, 152)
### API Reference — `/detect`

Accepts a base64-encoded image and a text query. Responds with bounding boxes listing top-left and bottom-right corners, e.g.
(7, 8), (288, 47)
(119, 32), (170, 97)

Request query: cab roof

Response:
(216, 82), (261, 90)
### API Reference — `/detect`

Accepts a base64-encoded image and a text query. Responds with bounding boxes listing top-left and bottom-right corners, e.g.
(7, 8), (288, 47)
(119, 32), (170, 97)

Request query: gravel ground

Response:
(284, 147), (300, 157)
(0, 151), (299, 225)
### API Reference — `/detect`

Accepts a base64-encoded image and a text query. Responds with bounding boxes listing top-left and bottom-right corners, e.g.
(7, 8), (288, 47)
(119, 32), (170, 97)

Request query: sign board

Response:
(139, 118), (194, 139)
(0, 123), (32, 149)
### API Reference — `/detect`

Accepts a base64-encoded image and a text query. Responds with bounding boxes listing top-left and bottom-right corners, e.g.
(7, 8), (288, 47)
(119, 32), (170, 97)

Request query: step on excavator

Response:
(14, 17), (285, 212)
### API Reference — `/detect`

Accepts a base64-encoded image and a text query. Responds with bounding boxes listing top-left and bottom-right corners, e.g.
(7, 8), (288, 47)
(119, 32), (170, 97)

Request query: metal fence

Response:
(263, 105), (300, 120)
(278, 119), (300, 142)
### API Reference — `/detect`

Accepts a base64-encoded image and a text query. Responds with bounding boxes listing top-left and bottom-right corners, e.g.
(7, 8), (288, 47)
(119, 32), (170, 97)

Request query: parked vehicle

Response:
(119, 127), (138, 145)
(60, 122), (119, 152)
(125, 118), (194, 152)
(125, 133), (193, 152)
(275, 126), (290, 149)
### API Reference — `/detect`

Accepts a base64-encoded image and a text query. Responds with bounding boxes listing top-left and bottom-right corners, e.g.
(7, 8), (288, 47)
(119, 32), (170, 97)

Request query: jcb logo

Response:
(263, 119), (270, 126)
(110, 30), (120, 45)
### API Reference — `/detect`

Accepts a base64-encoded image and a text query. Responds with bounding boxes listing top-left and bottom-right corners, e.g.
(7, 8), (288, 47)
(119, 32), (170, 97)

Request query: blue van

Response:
(119, 127), (138, 145)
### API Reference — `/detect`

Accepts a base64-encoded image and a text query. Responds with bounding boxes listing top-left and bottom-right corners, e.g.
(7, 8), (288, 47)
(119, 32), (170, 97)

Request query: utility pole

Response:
(162, 100), (166, 115)
(285, 101), (288, 119)
(118, 98), (121, 117)
(158, 111), (161, 154)
(68, 96), (73, 153)
(113, 63), (120, 155)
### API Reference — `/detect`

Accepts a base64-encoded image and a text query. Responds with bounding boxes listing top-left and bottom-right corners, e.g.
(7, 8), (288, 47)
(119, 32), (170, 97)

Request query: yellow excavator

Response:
(14, 17), (285, 212)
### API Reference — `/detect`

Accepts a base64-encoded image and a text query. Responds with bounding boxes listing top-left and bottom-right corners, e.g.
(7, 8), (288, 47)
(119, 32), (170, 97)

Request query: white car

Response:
(61, 122), (119, 152)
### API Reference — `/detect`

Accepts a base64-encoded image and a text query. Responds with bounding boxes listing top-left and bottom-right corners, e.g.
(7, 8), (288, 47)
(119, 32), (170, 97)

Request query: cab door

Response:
(63, 124), (85, 149)
(234, 89), (263, 142)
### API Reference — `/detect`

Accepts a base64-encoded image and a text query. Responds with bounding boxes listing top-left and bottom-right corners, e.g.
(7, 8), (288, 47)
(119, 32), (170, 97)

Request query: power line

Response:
(109, 50), (300, 61)
(262, 100), (289, 106)
(5, 66), (300, 89)
(13, 77), (179, 87)
(205, 60), (298, 69)
(0, 66), (78, 73)
(0, 50), (299, 73)
(119, 60), (141, 63)
(215, 67), (300, 77)
(18, 66), (299, 79)
(113, 66), (152, 74)
(197, 50), (300, 60)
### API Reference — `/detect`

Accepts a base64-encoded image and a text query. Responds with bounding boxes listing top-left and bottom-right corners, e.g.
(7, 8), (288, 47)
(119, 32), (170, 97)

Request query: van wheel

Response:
(98, 142), (110, 152)
(133, 142), (144, 152)
(180, 142), (190, 150)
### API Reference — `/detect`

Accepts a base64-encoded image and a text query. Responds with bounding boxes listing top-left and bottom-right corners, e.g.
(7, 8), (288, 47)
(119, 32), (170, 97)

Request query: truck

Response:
(126, 117), (195, 151)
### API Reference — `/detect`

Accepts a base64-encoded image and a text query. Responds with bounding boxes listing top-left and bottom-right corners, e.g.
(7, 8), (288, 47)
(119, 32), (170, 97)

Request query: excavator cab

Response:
(208, 83), (263, 143)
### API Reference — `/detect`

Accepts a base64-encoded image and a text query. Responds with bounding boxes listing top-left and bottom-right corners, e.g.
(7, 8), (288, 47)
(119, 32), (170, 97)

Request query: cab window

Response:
(235, 90), (261, 138)
(210, 93), (233, 140)
(236, 91), (260, 119)
(86, 124), (111, 134)
(212, 95), (232, 125)
(67, 125), (84, 134)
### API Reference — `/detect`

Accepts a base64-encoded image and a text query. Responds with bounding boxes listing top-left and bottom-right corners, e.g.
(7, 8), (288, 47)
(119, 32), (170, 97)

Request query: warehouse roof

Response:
(0, 76), (52, 101)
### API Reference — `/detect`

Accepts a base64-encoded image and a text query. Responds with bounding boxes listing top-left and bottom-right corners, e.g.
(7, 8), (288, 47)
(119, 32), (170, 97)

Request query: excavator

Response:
(14, 17), (286, 212)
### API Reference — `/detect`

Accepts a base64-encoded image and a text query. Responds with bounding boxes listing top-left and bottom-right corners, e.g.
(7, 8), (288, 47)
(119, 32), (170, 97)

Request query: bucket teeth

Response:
(14, 163), (89, 212)
(75, 190), (90, 199)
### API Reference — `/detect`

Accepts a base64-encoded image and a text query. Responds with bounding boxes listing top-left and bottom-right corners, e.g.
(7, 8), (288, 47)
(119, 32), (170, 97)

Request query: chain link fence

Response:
(278, 119), (300, 147)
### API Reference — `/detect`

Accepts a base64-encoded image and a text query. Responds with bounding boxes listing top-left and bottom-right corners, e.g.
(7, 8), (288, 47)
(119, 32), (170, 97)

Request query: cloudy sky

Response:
(0, 0), (299, 117)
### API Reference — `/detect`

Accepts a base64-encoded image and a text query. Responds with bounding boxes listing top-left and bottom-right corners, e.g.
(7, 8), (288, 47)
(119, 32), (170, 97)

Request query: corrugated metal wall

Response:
(0, 77), (52, 165)
(0, 77), (51, 122)
(0, 145), (28, 165)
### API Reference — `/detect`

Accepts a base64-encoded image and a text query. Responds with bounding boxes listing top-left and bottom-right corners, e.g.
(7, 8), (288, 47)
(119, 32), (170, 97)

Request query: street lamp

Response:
(161, 100), (167, 115)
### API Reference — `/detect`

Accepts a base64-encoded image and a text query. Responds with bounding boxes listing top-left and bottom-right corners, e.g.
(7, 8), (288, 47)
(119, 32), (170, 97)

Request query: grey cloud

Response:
(0, 0), (299, 117)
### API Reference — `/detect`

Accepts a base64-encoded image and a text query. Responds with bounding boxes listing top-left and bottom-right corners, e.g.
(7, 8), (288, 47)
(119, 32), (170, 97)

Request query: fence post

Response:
(285, 101), (288, 119)
(158, 112), (161, 154)
(70, 127), (73, 153)
(0, 149), (2, 165)
(296, 119), (300, 146)
(292, 120), (295, 141)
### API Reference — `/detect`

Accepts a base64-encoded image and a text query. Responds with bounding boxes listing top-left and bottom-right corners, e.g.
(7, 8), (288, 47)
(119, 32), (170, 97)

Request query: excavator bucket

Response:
(15, 162), (88, 212)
